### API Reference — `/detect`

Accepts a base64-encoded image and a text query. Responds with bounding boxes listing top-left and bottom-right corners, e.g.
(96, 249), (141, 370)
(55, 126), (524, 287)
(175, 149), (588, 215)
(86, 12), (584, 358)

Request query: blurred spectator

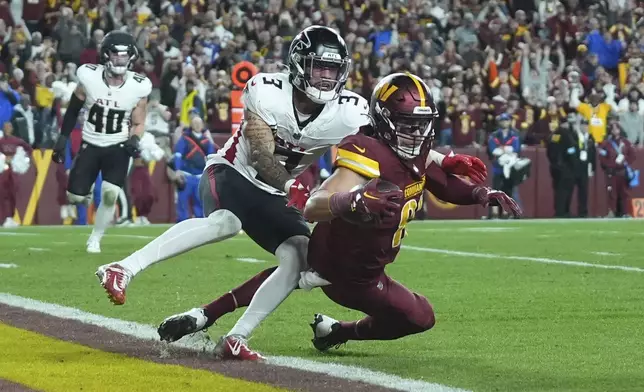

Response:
(487, 113), (521, 218)
(547, 114), (595, 218)
(570, 89), (611, 142)
(130, 131), (165, 226)
(0, 121), (32, 228)
(173, 116), (215, 222)
(11, 94), (34, 145)
(599, 115), (636, 217)
(619, 98), (644, 146)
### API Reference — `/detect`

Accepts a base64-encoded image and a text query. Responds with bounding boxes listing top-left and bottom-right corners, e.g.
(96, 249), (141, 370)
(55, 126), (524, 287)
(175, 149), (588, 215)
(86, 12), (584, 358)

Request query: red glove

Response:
(286, 179), (310, 210)
(349, 178), (404, 226)
(442, 154), (487, 184)
(473, 186), (523, 218)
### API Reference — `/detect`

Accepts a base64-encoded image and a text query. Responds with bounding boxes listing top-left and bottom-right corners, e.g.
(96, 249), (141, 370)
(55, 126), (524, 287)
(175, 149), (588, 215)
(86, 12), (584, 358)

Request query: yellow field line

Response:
(0, 323), (288, 392)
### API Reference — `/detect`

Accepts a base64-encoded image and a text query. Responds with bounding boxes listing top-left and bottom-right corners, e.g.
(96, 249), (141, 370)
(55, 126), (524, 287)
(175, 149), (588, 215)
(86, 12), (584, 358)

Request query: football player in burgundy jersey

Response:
(302, 73), (521, 350)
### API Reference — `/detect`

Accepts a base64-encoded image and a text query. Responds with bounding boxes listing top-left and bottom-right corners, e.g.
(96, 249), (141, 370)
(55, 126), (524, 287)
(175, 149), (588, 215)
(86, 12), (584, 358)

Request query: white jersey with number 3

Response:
(77, 64), (152, 147)
(208, 72), (370, 195)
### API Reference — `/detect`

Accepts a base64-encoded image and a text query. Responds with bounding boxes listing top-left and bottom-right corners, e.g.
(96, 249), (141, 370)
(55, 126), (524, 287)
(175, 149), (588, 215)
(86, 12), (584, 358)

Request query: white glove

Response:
(298, 270), (331, 291)
(588, 165), (594, 177)
(493, 147), (504, 156)
(10, 147), (31, 175)
(0, 153), (6, 174)
(503, 145), (514, 153)
(616, 154), (625, 165)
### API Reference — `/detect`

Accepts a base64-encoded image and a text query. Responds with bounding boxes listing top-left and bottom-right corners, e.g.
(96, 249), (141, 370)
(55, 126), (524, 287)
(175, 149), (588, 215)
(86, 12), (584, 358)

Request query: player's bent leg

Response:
(158, 266), (277, 342)
(87, 180), (120, 253)
(226, 235), (308, 338)
(213, 235), (308, 361)
(96, 209), (242, 305)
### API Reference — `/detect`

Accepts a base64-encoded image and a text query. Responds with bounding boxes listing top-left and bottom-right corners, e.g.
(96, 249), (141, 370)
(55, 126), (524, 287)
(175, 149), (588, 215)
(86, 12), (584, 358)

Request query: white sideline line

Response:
(0, 293), (469, 392)
(402, 246), (644, 273)
(236, 257), (267, 263)
(0, 263), (18, 268)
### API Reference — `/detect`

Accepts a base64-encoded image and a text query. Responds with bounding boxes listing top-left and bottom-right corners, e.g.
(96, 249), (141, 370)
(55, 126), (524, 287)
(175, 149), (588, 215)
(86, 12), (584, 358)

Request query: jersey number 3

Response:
(88, 104), (126, 134)
(392, 198), (423, 248)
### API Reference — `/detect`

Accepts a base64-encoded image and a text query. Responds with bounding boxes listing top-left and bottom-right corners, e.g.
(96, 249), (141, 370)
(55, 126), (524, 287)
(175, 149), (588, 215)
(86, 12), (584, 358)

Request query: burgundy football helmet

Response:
(370, 73), (438, 159)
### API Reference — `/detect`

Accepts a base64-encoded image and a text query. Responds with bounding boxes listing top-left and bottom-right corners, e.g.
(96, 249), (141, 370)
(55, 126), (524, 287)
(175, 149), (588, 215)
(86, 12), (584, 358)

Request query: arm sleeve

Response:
(425, 163), (478, 205)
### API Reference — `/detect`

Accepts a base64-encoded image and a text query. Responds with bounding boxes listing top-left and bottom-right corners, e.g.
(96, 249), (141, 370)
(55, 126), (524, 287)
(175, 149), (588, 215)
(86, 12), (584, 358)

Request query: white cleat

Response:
(96, 263), (133, 305)
(2, 217), (19, 228)
(86, 235), (102, 253)
(158, 308), (208, 342)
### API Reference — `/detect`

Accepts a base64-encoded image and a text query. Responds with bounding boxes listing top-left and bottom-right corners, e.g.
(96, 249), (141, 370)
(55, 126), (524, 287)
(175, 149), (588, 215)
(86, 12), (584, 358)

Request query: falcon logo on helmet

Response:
(370, 73), (438, 159)
(100, 31), (139, 77)
(288, 25), (351, 104)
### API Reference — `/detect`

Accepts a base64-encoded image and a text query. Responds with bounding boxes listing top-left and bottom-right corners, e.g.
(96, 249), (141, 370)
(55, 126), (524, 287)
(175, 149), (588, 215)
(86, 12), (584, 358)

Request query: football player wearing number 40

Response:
(52, 31), (152, 254)
(156, 73), (505, 359)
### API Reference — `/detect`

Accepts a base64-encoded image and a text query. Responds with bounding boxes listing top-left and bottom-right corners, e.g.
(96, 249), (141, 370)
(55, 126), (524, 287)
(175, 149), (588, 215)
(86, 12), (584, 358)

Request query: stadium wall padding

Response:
(11, 147), (644, 225)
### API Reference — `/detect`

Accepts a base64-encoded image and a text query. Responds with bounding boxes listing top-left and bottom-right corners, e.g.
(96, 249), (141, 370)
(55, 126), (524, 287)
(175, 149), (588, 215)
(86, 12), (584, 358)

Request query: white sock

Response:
(91, 202), (115, 239)
(228, 235), (308, 337)
(118, 209), (241, 276)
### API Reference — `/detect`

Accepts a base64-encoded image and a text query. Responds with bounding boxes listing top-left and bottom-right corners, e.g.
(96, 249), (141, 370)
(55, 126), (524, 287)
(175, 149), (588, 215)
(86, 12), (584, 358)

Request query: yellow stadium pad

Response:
(0, 323), (287, 392)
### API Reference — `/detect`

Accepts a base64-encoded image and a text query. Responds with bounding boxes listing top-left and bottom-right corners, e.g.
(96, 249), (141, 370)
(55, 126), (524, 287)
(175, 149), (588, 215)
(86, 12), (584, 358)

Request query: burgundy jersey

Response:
(308, 133), (428, 285)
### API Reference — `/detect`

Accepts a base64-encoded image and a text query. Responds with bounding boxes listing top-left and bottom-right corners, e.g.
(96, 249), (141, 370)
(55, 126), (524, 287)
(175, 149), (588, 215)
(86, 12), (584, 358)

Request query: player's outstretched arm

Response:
(52, 84), (86, 163)
(245, 109), (293, 192)
(130, 98), (148, 138)
(303, 167), (368, 222)
(427, 149), (487, 184)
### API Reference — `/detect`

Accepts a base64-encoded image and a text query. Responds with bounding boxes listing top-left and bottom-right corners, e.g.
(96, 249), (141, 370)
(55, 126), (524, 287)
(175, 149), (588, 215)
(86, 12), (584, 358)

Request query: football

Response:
(341, 180), (401, 227)
(375, 179), (401, 193)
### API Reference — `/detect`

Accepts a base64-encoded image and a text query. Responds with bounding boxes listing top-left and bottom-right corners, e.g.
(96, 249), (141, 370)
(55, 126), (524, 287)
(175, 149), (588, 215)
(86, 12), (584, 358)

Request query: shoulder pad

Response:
(241, 72), (289, 128)
(130, 72), (153, 98)
(76, 64), (101, 84)
(334, 134), (383, 179)
(337, 91), (370, 130)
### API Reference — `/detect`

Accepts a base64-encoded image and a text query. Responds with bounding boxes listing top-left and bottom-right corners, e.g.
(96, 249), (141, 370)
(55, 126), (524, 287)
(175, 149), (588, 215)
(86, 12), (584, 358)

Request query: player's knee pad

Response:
(206, 209), (242, 239)
(275, 235), (310, 283)
(66, 191), (89, 205)
(101, 181), (121, 206)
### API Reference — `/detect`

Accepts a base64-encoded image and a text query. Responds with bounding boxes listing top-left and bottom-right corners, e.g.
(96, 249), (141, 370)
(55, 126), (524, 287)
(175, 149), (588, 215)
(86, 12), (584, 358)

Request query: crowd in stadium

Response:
(0, 0), (642, 225)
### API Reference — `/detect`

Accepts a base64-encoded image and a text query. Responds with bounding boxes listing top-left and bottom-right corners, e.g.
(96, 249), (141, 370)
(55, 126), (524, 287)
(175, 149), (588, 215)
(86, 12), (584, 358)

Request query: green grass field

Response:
(1, 220), (643, 392)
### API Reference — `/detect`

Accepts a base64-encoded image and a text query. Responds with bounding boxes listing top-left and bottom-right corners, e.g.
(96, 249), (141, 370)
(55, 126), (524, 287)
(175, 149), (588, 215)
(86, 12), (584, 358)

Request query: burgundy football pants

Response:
(0, 170), (16, 222)
(322, 274), (435, 340)
(608, 175), (630, 216)
(202, 269), (435, 341)
(130, 166), (154, 217)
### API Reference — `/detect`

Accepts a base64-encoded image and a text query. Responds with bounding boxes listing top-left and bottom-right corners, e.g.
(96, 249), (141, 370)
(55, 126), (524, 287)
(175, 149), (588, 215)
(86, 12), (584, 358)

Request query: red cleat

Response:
(214, 335), (265, 361)
(96, 263), (132, 305)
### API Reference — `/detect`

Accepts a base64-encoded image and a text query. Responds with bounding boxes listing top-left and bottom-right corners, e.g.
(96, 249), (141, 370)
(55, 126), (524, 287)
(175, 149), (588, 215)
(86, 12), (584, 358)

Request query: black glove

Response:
(52, 134), (68, 164)
(124, 135), (141, 158)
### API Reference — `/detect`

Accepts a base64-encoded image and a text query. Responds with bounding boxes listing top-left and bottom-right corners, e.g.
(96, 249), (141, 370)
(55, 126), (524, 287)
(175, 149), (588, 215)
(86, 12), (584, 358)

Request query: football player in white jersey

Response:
(52, 31), (152, 253)
(97, 26), (486, 359)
